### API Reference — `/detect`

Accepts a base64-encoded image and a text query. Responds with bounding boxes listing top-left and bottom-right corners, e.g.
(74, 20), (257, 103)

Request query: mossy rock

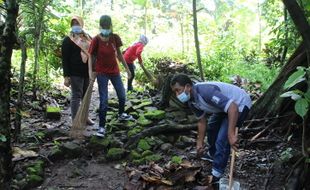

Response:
(127, 126), (143, 137)
(145, 137), (157, 146)
(88, 135), (111, 150)
(129, 150), (142, 160)
(144, 110), (165, 120)
(137, 116), (152, 127)
(106, 148), (125, 161)
(132, 158), (146, 165)
(60, 142), (83, 158)
(109, 138), (124, 148)
(145, 154), (162, 162)
(46, 106), (61, 113)
(48, 146), (63, 161)
(171, 156), (182, 164)
(45, 106), (61, 120)
(133, 100), (153, 110)
(26, 160), (44, 176)
(125, 121), (136, 128)
(141, 150), (153, 157)
(108, 99), (119, 108)
(35, 131), (46, 140)
(138, 139), (151, 151)
(26, 174), (44, 188)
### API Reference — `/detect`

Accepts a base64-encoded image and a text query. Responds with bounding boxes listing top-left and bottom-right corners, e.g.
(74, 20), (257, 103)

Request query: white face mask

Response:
(177, 90), (190, 103)
(100, 29), (111, 37)
(71, 25), (82, 34)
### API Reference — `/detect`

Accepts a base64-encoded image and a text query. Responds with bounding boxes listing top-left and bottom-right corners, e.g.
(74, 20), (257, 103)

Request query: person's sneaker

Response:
(118, 113), (134, 121)
(95, 127), (105, 137)
(201, 151), (214, 162)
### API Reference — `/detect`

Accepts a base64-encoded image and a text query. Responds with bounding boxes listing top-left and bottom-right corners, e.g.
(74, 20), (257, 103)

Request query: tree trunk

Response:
(0, 1), (19, 188)
(14, 37), (27, 141)
(247, 43), (307, 123)
(192, 0), (204, 81)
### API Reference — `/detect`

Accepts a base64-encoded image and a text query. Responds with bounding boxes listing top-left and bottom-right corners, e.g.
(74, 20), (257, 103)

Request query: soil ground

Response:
(13, 81), (300, 190)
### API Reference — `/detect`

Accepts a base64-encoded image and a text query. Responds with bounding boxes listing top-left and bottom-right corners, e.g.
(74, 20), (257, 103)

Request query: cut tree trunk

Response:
(0, 1), (19, 189)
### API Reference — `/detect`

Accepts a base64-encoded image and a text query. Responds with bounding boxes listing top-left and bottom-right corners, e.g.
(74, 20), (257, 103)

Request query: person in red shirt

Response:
(123, 34), (148, 91)
(88, 15), (133, 137)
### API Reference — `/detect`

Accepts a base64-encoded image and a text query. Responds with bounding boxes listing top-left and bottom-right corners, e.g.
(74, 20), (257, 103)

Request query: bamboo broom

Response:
(69, 74), (96, 139)
(139, 63), (158, 87)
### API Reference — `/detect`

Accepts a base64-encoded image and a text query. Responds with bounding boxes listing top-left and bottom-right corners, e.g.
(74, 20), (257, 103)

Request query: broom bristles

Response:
(140, 64), (157, 86)
(70, 78), (95, 139)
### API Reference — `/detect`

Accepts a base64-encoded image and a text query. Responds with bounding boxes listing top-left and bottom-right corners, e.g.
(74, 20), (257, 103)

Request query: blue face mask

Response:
(71, 26), (82, 34)
(100, 29), (111, 37)
(177, 90), (190, 103)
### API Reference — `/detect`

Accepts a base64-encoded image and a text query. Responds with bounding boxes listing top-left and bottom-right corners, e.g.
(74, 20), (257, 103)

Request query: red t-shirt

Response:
(88, 34), (123, 75)
(123, 42), (144, 64)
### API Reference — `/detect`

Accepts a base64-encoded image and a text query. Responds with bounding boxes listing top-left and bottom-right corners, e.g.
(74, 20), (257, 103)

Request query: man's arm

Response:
(227, 102), (239, 150)
(197, 116), (207, 156)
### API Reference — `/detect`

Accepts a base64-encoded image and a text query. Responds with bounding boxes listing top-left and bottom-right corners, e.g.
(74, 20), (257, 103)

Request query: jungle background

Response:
(0, 0), (310, 189)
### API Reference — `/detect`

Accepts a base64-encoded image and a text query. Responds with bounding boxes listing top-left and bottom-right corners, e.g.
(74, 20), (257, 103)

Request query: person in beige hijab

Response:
(61, 16), (94, 125)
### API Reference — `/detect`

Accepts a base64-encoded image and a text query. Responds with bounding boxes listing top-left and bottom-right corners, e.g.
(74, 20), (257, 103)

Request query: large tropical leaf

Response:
(284, 68), (306, 89)
(280, 90), (302, 100)
(294, 98), (309, 118)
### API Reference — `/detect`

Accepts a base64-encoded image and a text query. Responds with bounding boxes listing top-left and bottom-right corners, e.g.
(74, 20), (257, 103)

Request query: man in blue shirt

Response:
(170, 73), (252, 184)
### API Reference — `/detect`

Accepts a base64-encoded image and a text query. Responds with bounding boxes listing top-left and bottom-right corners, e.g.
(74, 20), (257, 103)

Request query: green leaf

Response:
(0, 135), (7, 142)
(280, 91), (301, 100)
(305, 158), (310, 164)
(294, 98), (309, 118)
(305, 89), (310, 101)
(284, 69), (306, 89)
(132, 0), (147, 6)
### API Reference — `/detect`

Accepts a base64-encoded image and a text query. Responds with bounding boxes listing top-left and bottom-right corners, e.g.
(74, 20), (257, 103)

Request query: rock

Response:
(45, 106), (61, 120)
(106, 148), (126, 161)
(130, 150), (142, 160)
(144, 154), (162, 162)
(132, 158), (146, 165)
(88, 135), (111, 151)
(60, 142), (83, 158)
(48, 146), (63, 161)
(128, 126), (143, 137)
(160, 143), (173, 152)
(26, 174), (44, 188)
(137, 116), (153, 127)
(108, 99), (119, 108)
(141, 150), (153, 157)
(144, 110), (165, 120)
(138, 139), (151, 151)
(133, 100), (153, 110)
(26, 160), (44, 176)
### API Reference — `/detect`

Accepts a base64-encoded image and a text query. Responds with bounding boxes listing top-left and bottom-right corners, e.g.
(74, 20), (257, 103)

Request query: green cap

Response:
(100, 15), (112, 28)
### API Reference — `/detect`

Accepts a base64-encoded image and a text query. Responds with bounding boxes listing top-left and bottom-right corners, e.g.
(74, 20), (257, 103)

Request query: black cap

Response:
(100, 15), (112, 28)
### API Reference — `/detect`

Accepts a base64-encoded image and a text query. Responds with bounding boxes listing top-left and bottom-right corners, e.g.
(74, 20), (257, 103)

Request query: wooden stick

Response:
(228, 128), (238, 190)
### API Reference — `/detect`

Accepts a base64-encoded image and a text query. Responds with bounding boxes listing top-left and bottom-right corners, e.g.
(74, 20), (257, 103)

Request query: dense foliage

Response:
(7, 0), (309, 92)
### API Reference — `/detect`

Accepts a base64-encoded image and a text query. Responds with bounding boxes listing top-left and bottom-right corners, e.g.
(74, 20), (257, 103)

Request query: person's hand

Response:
(127, 70), (132, 79)
(228, 133), (239, 151)
(89, 72), (97, 81)
(64, 77), (71, 87)
(196, 146), (204, 158)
